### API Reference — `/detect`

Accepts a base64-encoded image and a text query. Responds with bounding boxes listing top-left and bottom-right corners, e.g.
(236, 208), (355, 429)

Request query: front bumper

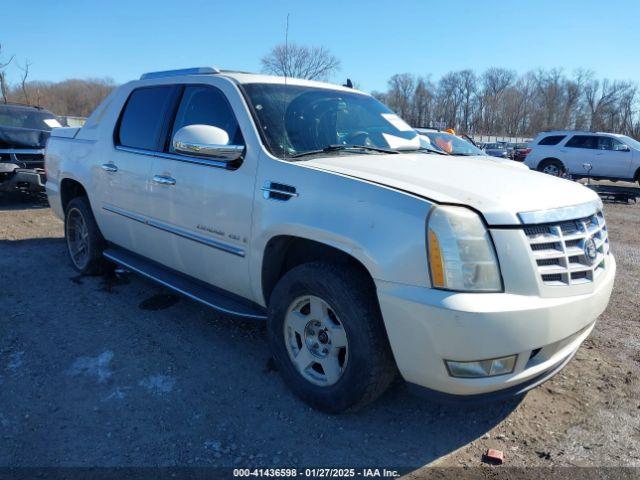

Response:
(0, 166), (46, 192)
(376, 254), (616, 398)
(408, 346), (577, 404)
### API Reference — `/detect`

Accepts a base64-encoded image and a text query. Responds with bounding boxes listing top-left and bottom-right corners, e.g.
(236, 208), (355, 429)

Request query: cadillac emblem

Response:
(583, 237), (598, 264)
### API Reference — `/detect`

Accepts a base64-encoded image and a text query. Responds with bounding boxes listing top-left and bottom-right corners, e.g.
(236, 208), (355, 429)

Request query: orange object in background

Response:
(435, 136), (454, 153)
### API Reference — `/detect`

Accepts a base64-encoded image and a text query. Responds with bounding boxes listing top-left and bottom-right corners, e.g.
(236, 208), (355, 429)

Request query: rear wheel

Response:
(267, 262), (396, 413)
(65, 196), (108, 275)
(538, 159), (565, 177)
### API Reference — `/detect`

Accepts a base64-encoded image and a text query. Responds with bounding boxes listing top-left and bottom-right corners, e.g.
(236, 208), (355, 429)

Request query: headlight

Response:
(427, 206), (502, 292)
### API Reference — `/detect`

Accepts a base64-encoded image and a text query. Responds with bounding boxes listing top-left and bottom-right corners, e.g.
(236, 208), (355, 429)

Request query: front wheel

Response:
(267, 262), (396, 413)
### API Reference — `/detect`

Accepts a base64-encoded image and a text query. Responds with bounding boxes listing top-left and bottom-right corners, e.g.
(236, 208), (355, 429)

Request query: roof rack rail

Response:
(539, 129), (594, 133)
(140, 67), (220, 80)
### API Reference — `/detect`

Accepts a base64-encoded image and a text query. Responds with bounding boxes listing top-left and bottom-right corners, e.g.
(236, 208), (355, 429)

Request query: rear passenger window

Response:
(117, 86), (175, 151)
(169, 86), (243, 154)
(538, 135), (566, 146)
(565, 135), (598, 149)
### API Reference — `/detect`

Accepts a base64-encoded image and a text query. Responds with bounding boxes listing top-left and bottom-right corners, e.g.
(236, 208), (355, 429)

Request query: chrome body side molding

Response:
(102, 204), (245, 257)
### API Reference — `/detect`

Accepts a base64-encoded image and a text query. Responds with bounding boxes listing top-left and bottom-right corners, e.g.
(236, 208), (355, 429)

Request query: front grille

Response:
(0, 152), (45, 168)
(525, 211), (609, 286)
(14, 153), (45, 168)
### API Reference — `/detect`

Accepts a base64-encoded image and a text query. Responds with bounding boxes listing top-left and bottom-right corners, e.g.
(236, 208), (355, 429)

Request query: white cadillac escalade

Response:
(45, 67), (616, 412)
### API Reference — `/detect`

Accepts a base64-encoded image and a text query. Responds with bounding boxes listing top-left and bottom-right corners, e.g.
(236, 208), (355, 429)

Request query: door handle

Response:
(152, 175), (176, 186)
(101, 163), (118, 172)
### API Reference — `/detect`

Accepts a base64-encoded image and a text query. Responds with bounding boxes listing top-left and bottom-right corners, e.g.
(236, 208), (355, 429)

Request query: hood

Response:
(0, 125), (50, 149)
(303, 153), (598, 225)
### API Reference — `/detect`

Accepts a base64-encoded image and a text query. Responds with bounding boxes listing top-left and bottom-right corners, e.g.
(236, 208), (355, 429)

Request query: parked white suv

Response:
(525, 130), (640, 183)
(45, 68), (616, 412)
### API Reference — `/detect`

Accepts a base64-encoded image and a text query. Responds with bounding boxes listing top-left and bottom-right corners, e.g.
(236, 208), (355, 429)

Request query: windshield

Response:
(243, 84), (420, 159)
(619, 135), (640, 151)
(0, 107), (60, 130)
(418, 131), (485, 156)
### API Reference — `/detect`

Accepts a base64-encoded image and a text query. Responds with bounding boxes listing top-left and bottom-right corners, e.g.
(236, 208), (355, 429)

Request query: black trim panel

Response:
(104, 247), (266, 320)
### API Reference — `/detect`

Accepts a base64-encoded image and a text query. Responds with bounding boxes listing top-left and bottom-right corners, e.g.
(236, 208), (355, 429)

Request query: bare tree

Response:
(385, 73), (416, 122)
(0, 43), (15, 104)
(18, 59), (32, 105)
(261, 43), (340, 81)
(412, 77), (434, 127)
(479, 68), (516, 133)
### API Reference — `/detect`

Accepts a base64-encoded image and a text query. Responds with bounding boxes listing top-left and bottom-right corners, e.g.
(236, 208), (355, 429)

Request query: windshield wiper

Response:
(290, 144), (399, 159)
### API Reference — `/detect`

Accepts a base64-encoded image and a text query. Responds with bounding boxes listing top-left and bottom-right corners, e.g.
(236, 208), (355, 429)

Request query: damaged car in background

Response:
(0, 103), (61, 193)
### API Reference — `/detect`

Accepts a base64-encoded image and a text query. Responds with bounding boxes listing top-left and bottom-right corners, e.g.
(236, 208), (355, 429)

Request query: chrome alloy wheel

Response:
(283, 295), (349, 386)
(66, 208), (90, 270)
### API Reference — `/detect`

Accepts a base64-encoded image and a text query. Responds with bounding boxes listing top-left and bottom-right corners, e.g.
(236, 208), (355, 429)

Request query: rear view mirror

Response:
(172, 124), (244, 161)
(617, 144), (631, 152)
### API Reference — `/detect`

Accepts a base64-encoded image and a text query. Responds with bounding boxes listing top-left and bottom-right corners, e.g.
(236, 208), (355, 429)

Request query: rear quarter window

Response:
(116, 86), (175, 151)
(538, 135), (566, 146)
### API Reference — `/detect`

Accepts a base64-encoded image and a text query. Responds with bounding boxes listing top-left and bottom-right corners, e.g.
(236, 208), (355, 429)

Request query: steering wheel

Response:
(344, 130), (372, 146)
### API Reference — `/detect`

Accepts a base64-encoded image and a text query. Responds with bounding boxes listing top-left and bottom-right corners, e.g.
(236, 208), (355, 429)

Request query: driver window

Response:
(169, 86), (243, 154)
(597, 137), (627, 151)
(611, 138), (628, 151)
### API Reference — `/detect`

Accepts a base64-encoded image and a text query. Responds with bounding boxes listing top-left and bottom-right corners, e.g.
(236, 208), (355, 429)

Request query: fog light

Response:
(445, 355), (517, 378)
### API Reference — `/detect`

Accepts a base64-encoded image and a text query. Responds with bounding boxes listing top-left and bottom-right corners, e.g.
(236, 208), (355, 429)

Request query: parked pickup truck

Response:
(0, 103), (60, 192)
(45, 67), (616, 412)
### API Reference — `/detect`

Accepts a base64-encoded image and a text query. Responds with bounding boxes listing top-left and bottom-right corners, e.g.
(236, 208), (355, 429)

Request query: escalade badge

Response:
(584, 238), (597, 264)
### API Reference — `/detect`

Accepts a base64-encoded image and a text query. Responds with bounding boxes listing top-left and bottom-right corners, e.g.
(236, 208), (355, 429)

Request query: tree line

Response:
(372, 68), (640, 138)
(3, 78), (116, 117)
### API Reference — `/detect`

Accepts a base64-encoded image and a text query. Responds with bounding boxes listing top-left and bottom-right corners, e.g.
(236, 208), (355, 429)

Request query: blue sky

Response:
(3, 0), (640, 92)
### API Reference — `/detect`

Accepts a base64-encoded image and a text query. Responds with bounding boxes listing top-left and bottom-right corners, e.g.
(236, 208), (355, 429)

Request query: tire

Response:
(64, 196), (108, 275)
(538, 159), (565, 177)
(267, 262), (396, 413)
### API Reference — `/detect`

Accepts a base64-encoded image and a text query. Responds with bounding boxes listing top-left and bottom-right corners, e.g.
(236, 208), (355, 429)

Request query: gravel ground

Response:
(0, 189), (638, 478)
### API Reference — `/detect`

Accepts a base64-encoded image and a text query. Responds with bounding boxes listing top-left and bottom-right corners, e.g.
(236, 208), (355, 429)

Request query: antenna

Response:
(282, 13), (290, 160)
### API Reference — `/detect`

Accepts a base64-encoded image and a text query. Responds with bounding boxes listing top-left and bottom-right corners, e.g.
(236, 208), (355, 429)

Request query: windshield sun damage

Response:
(243, 84), (420, 159)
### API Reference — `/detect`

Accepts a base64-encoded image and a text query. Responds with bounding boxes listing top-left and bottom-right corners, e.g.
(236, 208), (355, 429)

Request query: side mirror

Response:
(172, 124), (244, 162)
(618, 144), (631, 152)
